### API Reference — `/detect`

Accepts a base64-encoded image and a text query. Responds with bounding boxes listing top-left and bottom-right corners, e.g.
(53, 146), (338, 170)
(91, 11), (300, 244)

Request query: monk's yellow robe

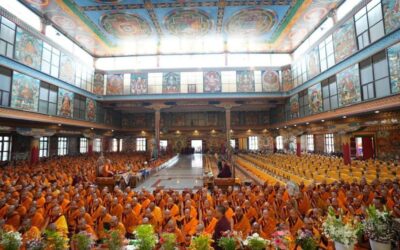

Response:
(204, 217), (217, 235)
(182, 217), (198, 236)
(225, 207), (234, 220)
(258, 217), (276, 239)
(122, 211), (139, 234)
(233, 215), (251, 236)
(287, 217), (305, 237)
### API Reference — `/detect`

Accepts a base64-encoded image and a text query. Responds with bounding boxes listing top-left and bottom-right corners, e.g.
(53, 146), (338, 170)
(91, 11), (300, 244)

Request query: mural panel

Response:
(130, 73), (148, 94)
(106, 74), (124, 95)
(388, 42), (400, 94)
(86, 98), (96, 121)
(289, 94), (299, 118)
(281, 66), (293, 91)
(59, 53), (76, 84)
(15, 28), (42, 70)
(333, 19), (357, 63)
(162, 72), (180, 93)
(203, 71), (222, 93)
(100, 12), (152, 38)
(337, 64), (361, 107)
(164, 9), (213, 37)
(11, 72), (40, 112)
(261, 70), (280, 92)
(308, 83), (323, 114)
(307, 47), (320, 79)
(236, 70), (255, 92)
(58, 88), (74, 118)
(93, 73), (105, 95)
(382, 0), (400, 34)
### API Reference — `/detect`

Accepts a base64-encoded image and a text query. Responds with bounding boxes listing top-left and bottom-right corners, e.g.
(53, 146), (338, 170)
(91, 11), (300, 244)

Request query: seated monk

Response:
(4, 205), (20, 231)
(27, 206), (44, 230)
(232, 206), (251, 237)
(99, 160), (114, 177)
(287, 208), (305, 237)
(122, 204), (138, 235)
(202, 209), (218, 235)
(181, 208), (198, 236)
(108, 216), (126, 240)
(46, 205), (69, 241)
(21, 218), (41, 250)
(163, 219), (184, 244)
(250, 222), (262, 236)
(95, 206), (112, 240)
(258, 209), (276, 239)
(76, 218), (98, 241)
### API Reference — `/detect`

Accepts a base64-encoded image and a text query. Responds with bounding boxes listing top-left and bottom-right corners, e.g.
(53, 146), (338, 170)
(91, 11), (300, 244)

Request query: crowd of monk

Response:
(0, 153), (400, 249)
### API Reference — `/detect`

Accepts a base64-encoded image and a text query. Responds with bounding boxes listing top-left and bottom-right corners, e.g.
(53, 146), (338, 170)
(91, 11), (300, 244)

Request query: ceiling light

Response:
(306, 122), (309, 125)
(284, 126), (287, 128)
(111, 130), (114, 132)
(90, 128), (93, 130)
(343, 116), (347, 119)
(374, 110), (380, 114)
(294, 124), (297, 127)
(321, 120), (325, 122)
(58, 124), (62, 126)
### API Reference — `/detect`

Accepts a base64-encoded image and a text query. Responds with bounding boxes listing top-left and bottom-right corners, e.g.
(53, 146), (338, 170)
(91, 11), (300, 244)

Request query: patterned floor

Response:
(135, 154), (204, 191)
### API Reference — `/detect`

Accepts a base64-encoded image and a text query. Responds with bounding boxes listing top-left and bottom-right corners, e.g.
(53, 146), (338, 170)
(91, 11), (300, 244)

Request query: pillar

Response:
(273, 137), (277, 153)
(88, 138), (93, 155)
(30, 136), (40, 165)
(296, 135), (301, 157)
(342, 134), (351, 165)
(154, 108), (161, 159)
(225, 106), (231, 148)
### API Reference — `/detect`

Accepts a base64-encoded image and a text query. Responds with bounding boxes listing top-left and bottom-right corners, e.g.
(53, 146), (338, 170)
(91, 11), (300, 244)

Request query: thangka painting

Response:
(382, 0), (400, 34)
(261, 70), (280, 92)
(289, 94), (299, 118)
(93, 73), (105, 95)
(188, 84), (196, 93)
(15, 28), (42, 70)
(307, 47), (320, 79)
(308, 83), (323, 114)
(131, 73), (148, 95)
(59, 53), (76, 84)
(58, 88), (74, 118)
(337, 64), (361, 107)
(281, 66), (293, 91)
(203, 71), (222, 93)
(333, 19), (357, 63)
(162, 72), (180, 93)
(106, 74), (124, 95)
(388, 42), (400, 93)
(86, 98), (96, 121)
(236, 70), (255, 92)
(11, 72), (39, 112)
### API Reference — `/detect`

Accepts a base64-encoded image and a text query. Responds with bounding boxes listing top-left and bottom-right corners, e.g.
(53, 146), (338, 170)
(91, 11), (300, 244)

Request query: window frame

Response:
(136, 138), (147, 152)
(276, 136), (283, 150)
(0, 135), (11, 161)
(57, 137), (68, 156)
(73, 94), (86, 120)
(38, 82), (58, 115)
(248, 136), (258, 150)
(39, 137), (49, 158)
(306, 134), (314, 152)
(322, 76), (339, 111)
(79, 137), (88, 154)
(324, 134), (335, 154)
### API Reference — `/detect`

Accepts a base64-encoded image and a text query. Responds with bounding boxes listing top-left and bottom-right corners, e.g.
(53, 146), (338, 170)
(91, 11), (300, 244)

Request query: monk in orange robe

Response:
(132, 197), (142, 216)
(258, 209), (276, 239)
(166, 198), (180, 219)
(110, 197), (124, 220)
(287, 208), (305, 237)
(203, 209), (217, 235)
(223, 201), (234, 220)
(122, 204), (138, 234)
(232, 207), (251, 236)
(163, 219), (184, 244)
(181, 208), (198, 236)
(242, 200), (258, 223)
(95, 206), (112, 239)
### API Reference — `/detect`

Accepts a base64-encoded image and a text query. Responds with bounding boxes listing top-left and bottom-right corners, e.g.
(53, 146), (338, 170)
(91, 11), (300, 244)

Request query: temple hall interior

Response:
(0, 0), (399, 249)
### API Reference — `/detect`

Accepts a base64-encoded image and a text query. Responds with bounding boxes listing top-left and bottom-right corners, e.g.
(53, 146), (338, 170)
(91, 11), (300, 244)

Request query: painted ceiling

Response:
(20, 0), (341, 57)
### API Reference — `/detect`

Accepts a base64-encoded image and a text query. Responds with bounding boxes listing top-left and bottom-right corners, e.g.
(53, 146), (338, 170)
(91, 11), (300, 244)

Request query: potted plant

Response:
(71, 232), (94, 250)
(243, 233), (269, 250)
(26, 239), (45, 250)
(105, 230), (124, 250)
(271, 230), (292, 250)
(43, 230), (69, 250)
(160, 233), (176, 250)
(189, 234), (213, 250)
(0, 231), (22, 250)
(295, 229), (317, 250)
(218, 237), (237, 250)
(322, 207), (362, 250)
(364, 205), (395, 250)
(135, 224), (157, 250)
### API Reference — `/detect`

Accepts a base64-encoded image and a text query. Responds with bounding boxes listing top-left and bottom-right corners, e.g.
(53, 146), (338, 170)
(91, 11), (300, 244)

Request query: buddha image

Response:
(60, 94), (72, 117)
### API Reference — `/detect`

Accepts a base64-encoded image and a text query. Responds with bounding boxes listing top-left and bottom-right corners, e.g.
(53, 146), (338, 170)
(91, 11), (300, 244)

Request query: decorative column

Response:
(154, 107), (161, 159)
(225, 106), (231, 148)
(296, 135), (301, 157)
(88, 138), (93, 155)
(342, 133), (351, 165)
(30, 136), (40, 165)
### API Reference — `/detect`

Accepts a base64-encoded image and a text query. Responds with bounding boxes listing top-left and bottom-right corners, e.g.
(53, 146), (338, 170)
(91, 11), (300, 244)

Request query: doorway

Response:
(352, 136), (375, 160)
(191, 140), (203, 153)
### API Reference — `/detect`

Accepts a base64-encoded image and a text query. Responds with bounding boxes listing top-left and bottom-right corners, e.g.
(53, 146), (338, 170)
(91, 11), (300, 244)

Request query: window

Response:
(112, 138), (118, 152)
(57, 137), (68, 156)
(299, 90), (309, 117)
(39, 137), (49, 158)
(292, 58), (307, 87)
(136, 138), (146, 151)
(230, 139), (235, 149)
(160, 140), (168, 151)
(0, 135), (11, 161)
(119, 139), (123, 152)
(0, 67), (12, 106)
(248, 136), (258, 150)
(39, 82), (58, 115)
(41, 43), (60, 77)
(0, 17), (16, 58)
(359, 51), (390, 100)
(306, 134), (314, 152)
(322, 76), (339, 111)
(276, 136), (283, 150)
(79, 138), (88, 153)
(325, 134), (334, 153)
(355, 0), (384, 49)
(319, 35), (335, 72)
(73, 94), (86, 120)
(94, 138), (101, 152)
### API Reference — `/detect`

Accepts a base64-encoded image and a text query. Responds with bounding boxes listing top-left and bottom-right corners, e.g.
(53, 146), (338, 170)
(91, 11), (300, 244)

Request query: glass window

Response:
(306, 134), (314, 152)
(80, 138), (88, 153)
(355, 2), (384, 49)
(39, 82), (58, 115)
(119, 139), (123, 152)
(299, 90), (309, 117)
(0, 67), (12, 106)
(160, 140), (168, 151)
(57, 137), (68, 156)
(94, 138), (102, 152)
(136, 138), (146, 151)
(230, 139), (235, 149)
(0, 135), (11, 161)
(39, 137), (49, 158)
(73, 94), (86, 120)
(0, 17), (16, 58)
(322, 76), (338, 111)
(324, 134), (334, 153)
(112, 138), (118, 152)
(276, 136), (283, 150)
(248, 136), (258, 150)
(319, 35), (335, 72)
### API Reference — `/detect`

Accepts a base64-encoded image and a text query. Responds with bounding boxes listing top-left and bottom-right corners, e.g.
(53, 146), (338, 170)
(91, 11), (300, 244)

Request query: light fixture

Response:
(91, 128), (94, 130)
(374, 110), (380, 114)
(284, 126), (287, 128)
(294, 124), (297, 127)
(321, 120), (325, 122)
(111, 130), (114, 132)
(230, 129), (233, 133)
(343, 115), (347, 119)
(306, 122), (309, 125)
(58, 124), (62, 126)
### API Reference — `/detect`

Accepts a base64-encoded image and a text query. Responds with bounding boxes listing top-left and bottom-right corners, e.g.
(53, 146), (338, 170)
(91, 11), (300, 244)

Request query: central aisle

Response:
(135, 154), (204, 191)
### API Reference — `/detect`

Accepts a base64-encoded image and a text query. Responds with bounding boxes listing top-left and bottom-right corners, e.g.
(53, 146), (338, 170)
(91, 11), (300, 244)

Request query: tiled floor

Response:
(135, 154), (204, 191)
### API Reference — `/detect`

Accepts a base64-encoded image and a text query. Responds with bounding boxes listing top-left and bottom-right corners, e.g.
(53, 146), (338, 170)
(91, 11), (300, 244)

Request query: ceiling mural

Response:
(20, 0), (341, 56)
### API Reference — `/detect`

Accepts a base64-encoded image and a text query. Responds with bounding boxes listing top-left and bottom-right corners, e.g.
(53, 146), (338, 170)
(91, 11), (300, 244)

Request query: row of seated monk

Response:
(0, 153), (400, 249)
